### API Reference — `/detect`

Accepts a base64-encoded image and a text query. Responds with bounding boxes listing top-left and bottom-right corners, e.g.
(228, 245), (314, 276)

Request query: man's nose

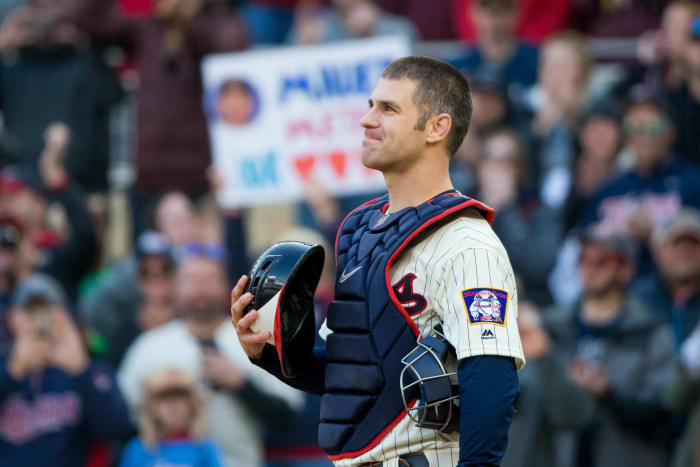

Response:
(360, 107), (378, 128)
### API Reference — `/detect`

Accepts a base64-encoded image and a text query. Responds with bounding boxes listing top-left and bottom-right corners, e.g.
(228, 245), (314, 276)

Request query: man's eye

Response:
(385, 105), (395, 112)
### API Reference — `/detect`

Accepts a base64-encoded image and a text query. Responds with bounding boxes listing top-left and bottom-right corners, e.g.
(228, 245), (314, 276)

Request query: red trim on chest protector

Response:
(334, 197), (381, 265)
(387, 199), (495, 337)
(326, 399), (418, 461)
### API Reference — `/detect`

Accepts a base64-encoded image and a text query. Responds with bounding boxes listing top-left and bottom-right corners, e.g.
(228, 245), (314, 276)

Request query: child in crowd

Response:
(119, 368), (222, 467)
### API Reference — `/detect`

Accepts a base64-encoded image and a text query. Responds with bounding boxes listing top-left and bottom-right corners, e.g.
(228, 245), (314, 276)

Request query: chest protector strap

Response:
(319, 191), (493, 459)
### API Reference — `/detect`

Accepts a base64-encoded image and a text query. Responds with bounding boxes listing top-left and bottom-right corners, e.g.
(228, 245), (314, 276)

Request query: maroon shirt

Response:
(74, 0), (249, 193)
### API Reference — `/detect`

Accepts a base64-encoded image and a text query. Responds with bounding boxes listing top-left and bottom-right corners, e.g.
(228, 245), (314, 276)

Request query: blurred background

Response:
(1, 0), (700, 466)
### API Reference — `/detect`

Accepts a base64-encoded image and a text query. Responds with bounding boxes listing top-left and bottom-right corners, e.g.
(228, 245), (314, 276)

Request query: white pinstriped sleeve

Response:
(433, 248), (525, 370)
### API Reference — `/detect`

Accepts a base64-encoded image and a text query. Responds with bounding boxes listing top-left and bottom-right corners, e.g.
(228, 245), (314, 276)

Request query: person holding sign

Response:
(231, 56), (524, 466)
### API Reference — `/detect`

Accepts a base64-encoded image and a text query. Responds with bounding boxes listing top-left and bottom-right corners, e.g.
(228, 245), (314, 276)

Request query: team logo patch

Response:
(461, 288), (508, 326)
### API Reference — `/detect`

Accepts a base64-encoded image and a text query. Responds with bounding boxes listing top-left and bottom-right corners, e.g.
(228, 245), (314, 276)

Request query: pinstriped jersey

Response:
(321, 206), (525, 466)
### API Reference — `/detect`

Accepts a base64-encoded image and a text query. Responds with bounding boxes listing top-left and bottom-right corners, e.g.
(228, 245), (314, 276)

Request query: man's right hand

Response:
(230, 275), (270, 360)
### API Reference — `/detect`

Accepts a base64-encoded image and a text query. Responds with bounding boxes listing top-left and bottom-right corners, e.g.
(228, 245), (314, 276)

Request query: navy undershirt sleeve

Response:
(457, 356), (519, 466)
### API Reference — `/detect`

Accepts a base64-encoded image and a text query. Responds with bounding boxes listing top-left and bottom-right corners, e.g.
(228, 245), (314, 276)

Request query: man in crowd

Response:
(633, 208), (700, 347)
(0, 274), (133, 467)
(544, 226), (675, 467)
(451, 0), (539, 90)
(118, 251), (302, 467)
(582, 98), (700, 275)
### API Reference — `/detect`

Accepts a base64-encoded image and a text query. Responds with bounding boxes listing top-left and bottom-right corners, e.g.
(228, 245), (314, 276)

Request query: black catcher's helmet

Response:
(244, 241), (325, 378)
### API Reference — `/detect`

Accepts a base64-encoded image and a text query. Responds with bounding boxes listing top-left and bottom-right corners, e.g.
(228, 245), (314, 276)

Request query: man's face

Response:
(173, 257), (228, 322)
(360, 78), (425, 172)
(471, 0), (518, 43)
(655, 233), (700, 284)
(623, 105), (673, 174)
(578, 243), (627, 297)
(217, 87), (254, 126)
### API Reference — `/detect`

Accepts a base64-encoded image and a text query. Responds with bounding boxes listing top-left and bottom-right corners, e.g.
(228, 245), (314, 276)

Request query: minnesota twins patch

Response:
(461, 288), (508, 326)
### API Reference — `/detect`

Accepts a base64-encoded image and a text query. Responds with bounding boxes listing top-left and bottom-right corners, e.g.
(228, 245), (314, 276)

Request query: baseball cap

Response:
(651, 208), (700, 246)
(0, 166), (45, 197)
(11, 273), (68, 309)
(579, 224), (637, 263)
(144, 368), (198, 399)
(136, 230), (174, 261)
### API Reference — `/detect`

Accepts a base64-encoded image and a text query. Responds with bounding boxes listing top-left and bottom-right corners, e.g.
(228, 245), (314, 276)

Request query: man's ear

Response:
(425, 113), (452, 145)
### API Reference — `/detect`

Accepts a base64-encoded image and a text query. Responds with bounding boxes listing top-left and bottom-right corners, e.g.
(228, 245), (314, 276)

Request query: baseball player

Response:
(231, 56), (525, 466)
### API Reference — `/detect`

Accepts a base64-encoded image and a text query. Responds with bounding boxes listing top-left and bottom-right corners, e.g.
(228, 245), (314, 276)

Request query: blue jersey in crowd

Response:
(119, 437), (223, 467)
(0, 360), (133, 467)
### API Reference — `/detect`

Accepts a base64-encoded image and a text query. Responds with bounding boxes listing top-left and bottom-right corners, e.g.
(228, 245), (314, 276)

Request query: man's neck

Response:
(383, 152), (453, 212)
(185, 316), (226, 340)
(581, 289), (625, 326)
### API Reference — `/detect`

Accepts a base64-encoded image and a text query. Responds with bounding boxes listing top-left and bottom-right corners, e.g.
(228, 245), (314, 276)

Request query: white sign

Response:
(202, 36), (411, 208)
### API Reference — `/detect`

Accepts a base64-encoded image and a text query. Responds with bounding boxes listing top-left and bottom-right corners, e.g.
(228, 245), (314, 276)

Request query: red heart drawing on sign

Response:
(328, 151), (346, 178)
(294, 155), (315, 180)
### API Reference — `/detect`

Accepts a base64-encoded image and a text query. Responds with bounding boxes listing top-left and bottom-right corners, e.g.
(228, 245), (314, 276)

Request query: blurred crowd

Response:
(0, 0), (700, 466)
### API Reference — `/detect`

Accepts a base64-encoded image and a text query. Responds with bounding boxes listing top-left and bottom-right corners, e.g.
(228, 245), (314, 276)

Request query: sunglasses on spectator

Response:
(183, 242), (225, 261)
(623, 118), (668, 136)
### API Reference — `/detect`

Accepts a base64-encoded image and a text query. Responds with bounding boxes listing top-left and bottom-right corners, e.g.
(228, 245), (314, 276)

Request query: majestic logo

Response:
(461, 288), (508, 326)
(481, 329), (495, 339)
(339, 265), (362, 283)
(392, 273), (427, 316)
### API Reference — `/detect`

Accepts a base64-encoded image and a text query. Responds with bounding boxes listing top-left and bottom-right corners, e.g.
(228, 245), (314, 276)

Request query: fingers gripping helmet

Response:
(244, 241), (325, 378)
(400, 330), (460, 433)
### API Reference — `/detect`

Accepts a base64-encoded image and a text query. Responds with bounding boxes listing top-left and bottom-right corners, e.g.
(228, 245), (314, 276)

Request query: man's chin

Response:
(180, 304), (225, 322)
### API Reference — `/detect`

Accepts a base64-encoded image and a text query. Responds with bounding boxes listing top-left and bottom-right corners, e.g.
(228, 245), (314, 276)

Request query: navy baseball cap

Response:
(11, 274), (68, 309)
(136, 230), (174, 261)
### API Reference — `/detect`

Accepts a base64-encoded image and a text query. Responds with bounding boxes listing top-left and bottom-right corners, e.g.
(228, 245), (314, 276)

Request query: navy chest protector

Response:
(320, 190), (493, 459)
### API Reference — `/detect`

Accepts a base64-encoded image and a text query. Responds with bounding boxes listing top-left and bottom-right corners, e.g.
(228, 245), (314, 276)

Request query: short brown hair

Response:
(381, 56), (472, 157)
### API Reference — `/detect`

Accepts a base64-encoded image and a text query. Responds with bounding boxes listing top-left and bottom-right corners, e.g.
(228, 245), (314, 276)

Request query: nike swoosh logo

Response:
(339, 265), (362, 283)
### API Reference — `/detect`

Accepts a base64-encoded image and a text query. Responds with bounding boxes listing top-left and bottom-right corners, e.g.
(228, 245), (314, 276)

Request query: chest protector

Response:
(319, 190), (494, 459)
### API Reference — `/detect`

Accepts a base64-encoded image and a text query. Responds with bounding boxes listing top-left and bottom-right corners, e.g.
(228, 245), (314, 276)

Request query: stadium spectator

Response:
(0, 0), (123, 194)
(288, 0), (417, 45)
(633, 209), (700, 347)
(0, 218), (21, 329)
(582, 98), (700, 275)
(72, 0), (248, 226)
(151, 191), (201, 253)
(453, 0), (571, 44)
(543, 226), (675, 467)
(622, 1), (700, 98)
(119, 367), (224, 467)
(666, 15), (700, 167)
(524, 31), (593, 212)
(118, 252), (302, 467)
(665, 320), (700, 467)
(0, 274), (133, 467)
(450, 0), (539, 91)
(0, 124), (97, 303)
(475, 128), (563, 306)
(81, 230), (176, 369)
(502, 302), (594, 467)
(564, 102), (624, 230)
